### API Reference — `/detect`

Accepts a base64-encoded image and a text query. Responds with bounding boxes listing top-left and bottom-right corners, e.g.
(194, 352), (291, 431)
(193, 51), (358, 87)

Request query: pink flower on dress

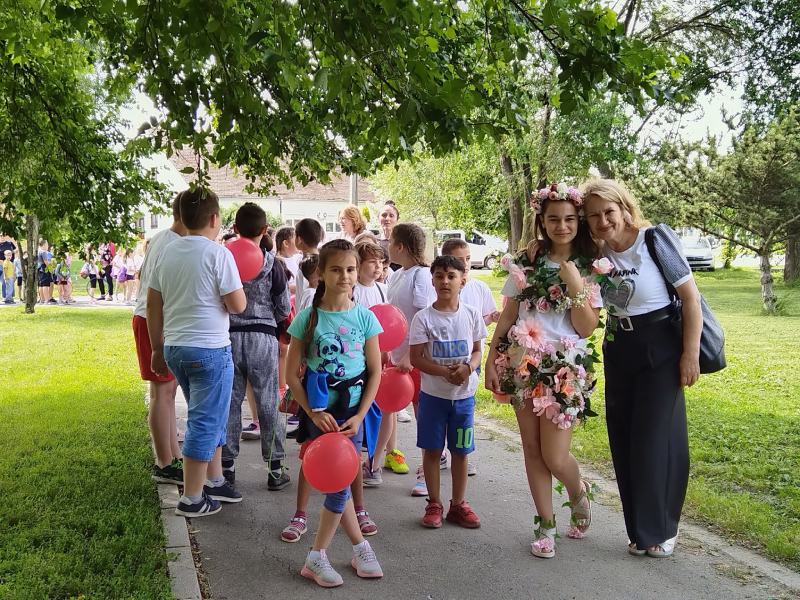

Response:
(592, 257), (614, 275)
(515, 354), (540, 381)
(510, 318), (544, 350)
(536, 297), (551, 313)
(494, 353), (511, 369)
(548, 285), (564, 301)
(509, 264), (527, 291)
(500, 253), (513, 270)
(560, 336), (577, 350)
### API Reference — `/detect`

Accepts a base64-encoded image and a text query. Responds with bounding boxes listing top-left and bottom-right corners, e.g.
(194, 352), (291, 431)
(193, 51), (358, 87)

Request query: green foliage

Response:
(46, 0), (687, 189)
(0, 309), (172, 599)
(220, 202), (283, 230)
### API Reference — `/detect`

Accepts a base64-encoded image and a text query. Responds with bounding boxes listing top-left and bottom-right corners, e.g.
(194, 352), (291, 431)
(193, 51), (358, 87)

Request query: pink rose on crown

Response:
(548, 285), (564, 300)
(536, 297), (550, 313)
(592, 257), (613, 275)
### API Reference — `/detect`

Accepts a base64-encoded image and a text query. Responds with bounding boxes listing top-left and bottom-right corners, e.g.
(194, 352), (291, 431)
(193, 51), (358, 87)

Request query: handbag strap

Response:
(644, 228), (679, 302)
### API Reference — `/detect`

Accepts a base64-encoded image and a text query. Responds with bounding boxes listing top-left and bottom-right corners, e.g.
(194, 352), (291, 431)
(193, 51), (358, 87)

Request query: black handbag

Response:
(644, 228), (727, 374)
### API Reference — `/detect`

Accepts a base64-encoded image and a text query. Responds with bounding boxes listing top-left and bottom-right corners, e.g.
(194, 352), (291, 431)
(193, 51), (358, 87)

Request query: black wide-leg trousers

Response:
(603, 318), (689, 549)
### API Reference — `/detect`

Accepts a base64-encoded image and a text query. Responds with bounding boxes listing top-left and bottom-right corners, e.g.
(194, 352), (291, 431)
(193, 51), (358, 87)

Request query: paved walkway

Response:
(173, 391), (798, 600)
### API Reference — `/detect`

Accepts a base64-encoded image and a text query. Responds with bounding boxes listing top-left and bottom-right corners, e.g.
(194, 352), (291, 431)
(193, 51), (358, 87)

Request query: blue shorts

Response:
(165, 345), (233, 461)
(416, 391), (475, 455)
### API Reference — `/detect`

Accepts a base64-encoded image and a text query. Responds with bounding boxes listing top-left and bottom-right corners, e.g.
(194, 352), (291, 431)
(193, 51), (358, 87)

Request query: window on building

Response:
(136, 217), (145, 232)
(150, 214), (159, 229)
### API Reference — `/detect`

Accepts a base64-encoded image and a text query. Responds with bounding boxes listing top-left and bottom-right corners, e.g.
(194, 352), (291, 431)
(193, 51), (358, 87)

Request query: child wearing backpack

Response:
(285, 239), (384, 588)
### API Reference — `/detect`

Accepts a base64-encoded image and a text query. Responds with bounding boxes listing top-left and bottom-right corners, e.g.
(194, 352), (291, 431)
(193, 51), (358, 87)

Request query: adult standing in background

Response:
(98, 240), (116, 301)
(338, 205), (367, 242)
(582, 178), (702, 559)
(377, 201), (401, 271)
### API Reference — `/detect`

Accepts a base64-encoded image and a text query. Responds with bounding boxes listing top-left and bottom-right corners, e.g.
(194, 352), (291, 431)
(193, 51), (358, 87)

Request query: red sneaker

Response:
(421, 500), (443, 528)
(446, 500), (481, 528)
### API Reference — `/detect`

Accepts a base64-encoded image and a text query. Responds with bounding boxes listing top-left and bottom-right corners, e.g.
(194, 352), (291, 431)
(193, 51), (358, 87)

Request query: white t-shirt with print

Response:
(601, 227), (691, 317)
(387, 265), (436, 364)
(353, 281), (388, 308)
(460, 278), (496, 319)
(408, 303), (488, 399)
(150, 235), (243, 348)
(501, 257), (603, 346)
(134, 228), (181, 318)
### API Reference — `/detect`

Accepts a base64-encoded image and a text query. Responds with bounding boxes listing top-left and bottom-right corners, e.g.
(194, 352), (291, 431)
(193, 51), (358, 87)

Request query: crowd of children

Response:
(136, 185), (608, 589)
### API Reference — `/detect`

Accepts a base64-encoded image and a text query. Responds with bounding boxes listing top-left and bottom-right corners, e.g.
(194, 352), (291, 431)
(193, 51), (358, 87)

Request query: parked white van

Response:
(434, 230), (508, 269)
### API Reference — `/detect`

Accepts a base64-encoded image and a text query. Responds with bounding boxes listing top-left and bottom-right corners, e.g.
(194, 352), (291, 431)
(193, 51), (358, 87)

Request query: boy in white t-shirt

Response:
(353, 240), (388, 308)
(296, 254), (319, 311)
(409, 255), (487, 530)
(441, 238), (500, 325)
(148, 188), (247, 518)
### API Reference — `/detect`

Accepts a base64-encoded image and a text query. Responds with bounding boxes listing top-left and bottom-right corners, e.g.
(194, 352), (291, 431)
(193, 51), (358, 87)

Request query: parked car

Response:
(434, 229), (508, 269)
(681, 237), (715, 271)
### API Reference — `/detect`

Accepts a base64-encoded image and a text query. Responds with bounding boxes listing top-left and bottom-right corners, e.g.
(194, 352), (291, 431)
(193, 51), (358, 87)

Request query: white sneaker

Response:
(351, 541), (383, 578)
(362, 463), (383, 487)
(467, 460), (477, 476)
(301, 550), (343, 588)
(440, 450), (449, 470)
(396, 408), (412, 423)
(411, 465), (428, 497)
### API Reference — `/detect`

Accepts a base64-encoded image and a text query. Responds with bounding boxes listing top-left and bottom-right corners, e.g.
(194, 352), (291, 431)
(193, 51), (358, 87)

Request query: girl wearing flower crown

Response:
(485, 182), (604, 558)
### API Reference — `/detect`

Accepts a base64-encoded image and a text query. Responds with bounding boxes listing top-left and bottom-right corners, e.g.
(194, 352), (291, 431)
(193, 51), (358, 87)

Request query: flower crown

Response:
(530, 183), (583, 215)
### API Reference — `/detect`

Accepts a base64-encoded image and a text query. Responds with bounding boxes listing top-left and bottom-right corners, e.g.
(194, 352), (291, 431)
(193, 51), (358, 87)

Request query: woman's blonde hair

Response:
(339, 205), (367, 236)
(581, 178), (651, 228)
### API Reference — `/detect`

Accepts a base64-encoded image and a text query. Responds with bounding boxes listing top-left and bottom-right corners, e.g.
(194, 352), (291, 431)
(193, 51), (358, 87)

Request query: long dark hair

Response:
(531, 198), (597, 261)
(390, 223), (427, 267)
(302, 239), (359, 354)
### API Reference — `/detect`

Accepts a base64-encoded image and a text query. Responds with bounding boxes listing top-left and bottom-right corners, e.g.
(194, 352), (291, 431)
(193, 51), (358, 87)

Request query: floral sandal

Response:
(566, 479), (592, 539)
(530, 517), (557, 559)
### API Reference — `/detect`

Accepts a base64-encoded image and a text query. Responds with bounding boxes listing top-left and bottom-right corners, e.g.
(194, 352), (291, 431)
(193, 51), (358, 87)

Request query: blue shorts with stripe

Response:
(416, 391), (475, 455)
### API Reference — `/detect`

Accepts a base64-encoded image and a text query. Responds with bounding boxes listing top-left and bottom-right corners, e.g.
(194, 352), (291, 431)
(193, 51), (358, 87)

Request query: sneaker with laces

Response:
(280, 512), (308, 543)
(355, 508), (378, 536)
(384, 449), (410, 474)
(422, 500), (444, 528)
(411, 466), (428, 497)
(175, 492), (221, 518)
(241, 422), (260, 440)
(268, 468), (291, 491)
(396, 408), (412, 423)
(362, 463), (383, 487)
(152, 461), (183, 484)
(203, 480), (243, 503)
(467, 460), (477, 476)
(440, 450), (449, 470)
(301, 550), (343, 588)
(446, 499), (481, 529)
(351, 541), (383, 578)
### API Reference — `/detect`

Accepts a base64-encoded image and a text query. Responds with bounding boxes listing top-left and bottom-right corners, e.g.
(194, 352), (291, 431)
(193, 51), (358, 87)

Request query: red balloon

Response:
(302, 432), (360, 493)
(369, 304), (408, 352)
(225, 237), (263, 282)
(375, 367), (415, 413)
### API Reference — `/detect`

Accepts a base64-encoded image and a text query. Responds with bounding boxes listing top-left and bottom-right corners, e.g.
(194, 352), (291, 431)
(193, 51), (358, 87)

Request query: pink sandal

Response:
(280, 513), (307, 543)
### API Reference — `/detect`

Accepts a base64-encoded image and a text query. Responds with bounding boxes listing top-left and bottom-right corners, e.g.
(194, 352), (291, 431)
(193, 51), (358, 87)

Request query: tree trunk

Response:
(521, 104), (553, 250)
(784, 229), (800, 284)
(759, 250), (777, 314)
(501, 153), (522, 253)
(520, 161), (535, 249)
(24, 213), (39, 314)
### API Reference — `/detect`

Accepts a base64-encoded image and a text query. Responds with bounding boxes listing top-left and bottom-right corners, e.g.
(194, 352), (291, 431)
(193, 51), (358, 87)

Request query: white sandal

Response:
(530, 518), (557, 559)
(646, 535), (677, 558)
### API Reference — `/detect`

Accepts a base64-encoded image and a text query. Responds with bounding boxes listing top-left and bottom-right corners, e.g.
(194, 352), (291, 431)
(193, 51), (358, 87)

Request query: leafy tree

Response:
(635, 109), (800, 313)
(0, 1), (170, 313)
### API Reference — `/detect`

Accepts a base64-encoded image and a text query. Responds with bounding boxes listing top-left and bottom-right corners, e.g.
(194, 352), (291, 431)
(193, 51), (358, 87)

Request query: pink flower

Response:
(509, 265), (527, 291)
(568, 187), (582, 202)
(494, 353), (511, 369)
(544, 402), (562, 421)
(536, 297), (551, 313)
(538, 188), (549, 200)
(515, 354), (540, 380)
(587, 281), (602, 305)
(510, 318), (544, 350)
(548, 285), (564, 300)
(500, 253), (513, 270)
(548, 191), (559, 201)
(560, 336), (577, 349)
(591, 257), (613, 275)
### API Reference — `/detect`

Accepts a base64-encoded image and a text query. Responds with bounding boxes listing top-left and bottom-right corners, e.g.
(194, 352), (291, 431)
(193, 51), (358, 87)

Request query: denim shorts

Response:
(165, 345), (233, 461)
(417, 391), (475, 455)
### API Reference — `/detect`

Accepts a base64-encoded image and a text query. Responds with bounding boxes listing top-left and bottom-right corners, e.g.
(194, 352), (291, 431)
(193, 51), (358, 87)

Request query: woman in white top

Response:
(582, 178), (702, 559)
(485, 183), (601, 559)
(338, 205), (367, 243)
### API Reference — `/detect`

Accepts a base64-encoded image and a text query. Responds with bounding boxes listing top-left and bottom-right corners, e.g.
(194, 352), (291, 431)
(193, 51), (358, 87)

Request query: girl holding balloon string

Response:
(285, 239), (385, 588)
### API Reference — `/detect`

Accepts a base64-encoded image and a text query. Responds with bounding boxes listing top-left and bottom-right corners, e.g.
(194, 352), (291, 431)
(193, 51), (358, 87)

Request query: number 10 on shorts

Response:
(455, 427), (473, 449)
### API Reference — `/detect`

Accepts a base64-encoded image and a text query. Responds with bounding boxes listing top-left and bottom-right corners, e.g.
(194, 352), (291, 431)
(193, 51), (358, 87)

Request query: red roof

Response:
(169, 151), (376, 204)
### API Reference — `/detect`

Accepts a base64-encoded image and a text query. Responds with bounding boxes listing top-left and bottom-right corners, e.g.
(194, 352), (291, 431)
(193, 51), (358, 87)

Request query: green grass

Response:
(472, 267), (800, 570)
(0, 308), (172, 600)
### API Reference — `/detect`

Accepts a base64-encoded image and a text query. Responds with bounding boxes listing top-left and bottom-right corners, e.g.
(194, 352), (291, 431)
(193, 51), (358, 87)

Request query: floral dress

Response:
(495, 252), (605, 429)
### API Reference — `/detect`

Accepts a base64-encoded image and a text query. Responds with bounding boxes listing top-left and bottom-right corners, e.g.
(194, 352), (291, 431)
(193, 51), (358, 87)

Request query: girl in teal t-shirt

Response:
(285, 239), (384, 588)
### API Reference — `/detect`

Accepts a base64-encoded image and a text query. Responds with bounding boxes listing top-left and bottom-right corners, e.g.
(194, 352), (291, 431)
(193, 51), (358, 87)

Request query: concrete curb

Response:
(475, 415), (800, 594)
(158, 483), (202, 600)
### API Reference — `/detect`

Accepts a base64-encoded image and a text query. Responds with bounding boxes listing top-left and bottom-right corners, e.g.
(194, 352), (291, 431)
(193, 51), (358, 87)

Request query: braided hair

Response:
(390, 223), (428, 267)
(302, 239), (359, 354)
